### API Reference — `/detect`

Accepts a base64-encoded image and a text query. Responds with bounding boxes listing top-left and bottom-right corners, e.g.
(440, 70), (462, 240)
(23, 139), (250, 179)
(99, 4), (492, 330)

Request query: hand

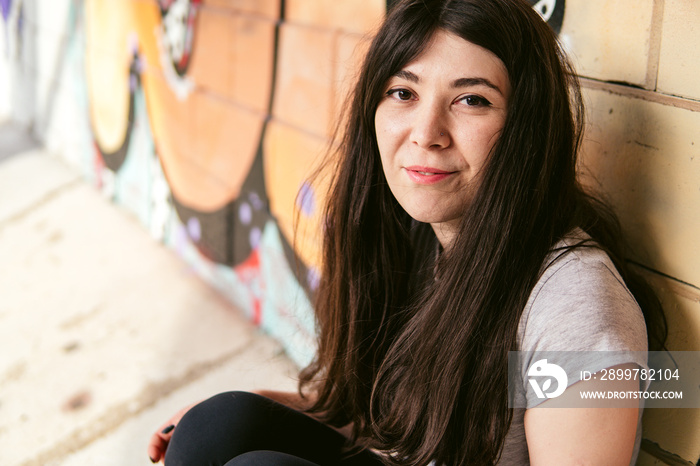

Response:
(147, 401), (199, 464)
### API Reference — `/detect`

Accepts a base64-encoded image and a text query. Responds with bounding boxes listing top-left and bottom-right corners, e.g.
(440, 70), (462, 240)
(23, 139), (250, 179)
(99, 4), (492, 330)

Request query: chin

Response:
(400, 203), (462, 232)
(404, 211), (447, 225)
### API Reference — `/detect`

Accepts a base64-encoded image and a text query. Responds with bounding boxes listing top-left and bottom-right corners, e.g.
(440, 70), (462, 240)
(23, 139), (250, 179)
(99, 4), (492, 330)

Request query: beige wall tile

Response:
(231, 15), (276, 114)
(193, 92), (262, 204)
(286, 0), (385, 34)
(635, 450), (667, 466)
(330, 32), (370, 135)
(86, 53), (131, 153)
(188, 7), (234, 98)
(643, 404), (700, 463)
(656, 0), (700, 100)
(84, 0), (141, 153)
(272, 24), (335, 138)
(638, 282), (700, 462)
(560, 0), (654, 86)
(262, 120), (328, 271)
(205, 0), (281, 19)
(652, 282), (700, 352)
(579, 89), (700, 288)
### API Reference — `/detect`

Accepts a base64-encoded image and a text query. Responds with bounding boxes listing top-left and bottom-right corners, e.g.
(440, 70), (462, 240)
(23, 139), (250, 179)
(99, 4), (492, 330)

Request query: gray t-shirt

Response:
(498, 230), (648, 465)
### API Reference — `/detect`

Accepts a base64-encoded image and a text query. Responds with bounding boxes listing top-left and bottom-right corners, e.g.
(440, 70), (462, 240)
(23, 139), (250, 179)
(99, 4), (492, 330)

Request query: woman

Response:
(149, 0), (666, 464)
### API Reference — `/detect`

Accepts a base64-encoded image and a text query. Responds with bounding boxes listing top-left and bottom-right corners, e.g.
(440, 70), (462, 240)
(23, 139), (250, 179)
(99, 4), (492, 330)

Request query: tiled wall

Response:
(0, 0), (697, 464)
(560, 1), (700, 463)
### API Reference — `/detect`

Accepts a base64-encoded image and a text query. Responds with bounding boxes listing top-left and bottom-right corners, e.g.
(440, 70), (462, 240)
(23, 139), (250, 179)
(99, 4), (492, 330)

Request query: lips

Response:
(405, 165), (453, 175)
(404, 165), (456, 185)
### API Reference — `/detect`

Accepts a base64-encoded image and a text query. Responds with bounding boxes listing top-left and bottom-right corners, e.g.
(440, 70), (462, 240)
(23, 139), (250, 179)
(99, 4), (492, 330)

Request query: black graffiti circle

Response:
(527, 0), (566, 35)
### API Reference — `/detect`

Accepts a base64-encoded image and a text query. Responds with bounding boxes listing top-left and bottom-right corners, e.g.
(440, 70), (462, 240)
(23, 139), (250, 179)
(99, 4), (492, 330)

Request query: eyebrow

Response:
(393, 70), (504, 95)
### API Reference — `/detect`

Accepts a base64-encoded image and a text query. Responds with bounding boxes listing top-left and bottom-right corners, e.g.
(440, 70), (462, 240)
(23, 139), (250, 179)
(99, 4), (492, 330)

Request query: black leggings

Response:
(164, 391), (385, 466)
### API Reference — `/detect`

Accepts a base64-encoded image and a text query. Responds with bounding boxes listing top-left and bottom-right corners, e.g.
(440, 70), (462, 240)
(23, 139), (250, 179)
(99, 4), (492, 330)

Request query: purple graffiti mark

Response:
(239, 202), (252, 225)
(0, 0), (11, 22)
(307, 267), (320, 292)
(134, 54), (145, 74)
(187, 216), (201, 242)
(296, 182), (316, 217)
(174, 224), (188, 254)
(249, 191), (264, 211)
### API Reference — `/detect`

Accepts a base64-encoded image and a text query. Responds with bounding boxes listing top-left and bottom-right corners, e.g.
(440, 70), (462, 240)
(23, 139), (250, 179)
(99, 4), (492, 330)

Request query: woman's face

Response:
(375, 30), (510, 247)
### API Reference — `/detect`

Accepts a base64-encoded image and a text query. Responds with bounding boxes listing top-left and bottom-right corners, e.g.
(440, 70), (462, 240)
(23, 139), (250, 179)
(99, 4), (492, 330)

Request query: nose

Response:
(410, 101), (449, 149)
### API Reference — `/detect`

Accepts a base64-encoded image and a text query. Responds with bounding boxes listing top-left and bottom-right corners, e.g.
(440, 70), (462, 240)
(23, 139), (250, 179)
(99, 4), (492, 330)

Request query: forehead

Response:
(399, 30), (510, 94)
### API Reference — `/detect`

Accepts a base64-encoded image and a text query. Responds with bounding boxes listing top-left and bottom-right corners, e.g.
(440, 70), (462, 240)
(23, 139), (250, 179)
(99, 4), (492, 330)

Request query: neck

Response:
(430, 221), (458, 249)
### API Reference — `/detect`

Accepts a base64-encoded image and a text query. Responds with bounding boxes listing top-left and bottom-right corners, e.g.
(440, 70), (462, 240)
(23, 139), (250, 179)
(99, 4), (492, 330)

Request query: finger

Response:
(161, 424), (175, 436)
(147, 433), (168, 463)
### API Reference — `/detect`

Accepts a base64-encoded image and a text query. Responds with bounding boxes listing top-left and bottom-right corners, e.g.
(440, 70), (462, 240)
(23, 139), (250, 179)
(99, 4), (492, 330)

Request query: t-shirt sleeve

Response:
(520, 252), (647, 353)
(516, 248), (649, 408)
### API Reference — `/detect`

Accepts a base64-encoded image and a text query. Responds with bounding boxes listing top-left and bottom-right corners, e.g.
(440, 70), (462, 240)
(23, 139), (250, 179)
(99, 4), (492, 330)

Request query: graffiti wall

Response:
(1, 0), (699, 464)
(77, 0), (572, 368)
(83, 0), (319, 366)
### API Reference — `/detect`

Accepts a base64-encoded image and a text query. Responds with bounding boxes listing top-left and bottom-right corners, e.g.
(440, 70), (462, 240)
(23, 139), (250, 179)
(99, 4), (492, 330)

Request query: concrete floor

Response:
(0, 124), (298, 465)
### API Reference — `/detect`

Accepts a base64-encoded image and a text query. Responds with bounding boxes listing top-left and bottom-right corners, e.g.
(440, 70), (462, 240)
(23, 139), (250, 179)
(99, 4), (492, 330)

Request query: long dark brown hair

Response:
(298, 0), (666, 464)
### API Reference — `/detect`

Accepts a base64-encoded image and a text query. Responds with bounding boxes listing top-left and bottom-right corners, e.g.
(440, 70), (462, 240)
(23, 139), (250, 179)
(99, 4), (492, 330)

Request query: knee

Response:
(165, 391), (270, 466)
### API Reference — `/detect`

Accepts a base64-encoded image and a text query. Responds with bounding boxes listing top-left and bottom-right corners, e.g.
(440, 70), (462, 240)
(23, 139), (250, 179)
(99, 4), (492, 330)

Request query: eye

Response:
(387, 88), (414, 101)
(459, 95), (492, 107)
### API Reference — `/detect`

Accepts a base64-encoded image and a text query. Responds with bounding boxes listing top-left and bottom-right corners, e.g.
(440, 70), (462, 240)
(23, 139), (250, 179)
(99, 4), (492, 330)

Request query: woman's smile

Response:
(375, 29), (510, 246)
(404, 165), (457, 184)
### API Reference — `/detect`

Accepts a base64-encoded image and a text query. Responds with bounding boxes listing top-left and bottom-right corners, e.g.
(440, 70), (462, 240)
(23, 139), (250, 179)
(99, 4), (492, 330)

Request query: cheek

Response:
(375, 105), (408, 149)
(375, 126), (400, 171)
(374, 103), (391, 134)
(374, 110), (388, 154)
(374, 122), (392, 179)
(466, 121), (504, 162)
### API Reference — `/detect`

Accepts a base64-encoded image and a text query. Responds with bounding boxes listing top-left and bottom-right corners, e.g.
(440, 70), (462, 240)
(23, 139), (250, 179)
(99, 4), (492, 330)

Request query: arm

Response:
(524, 363), (641, 466)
